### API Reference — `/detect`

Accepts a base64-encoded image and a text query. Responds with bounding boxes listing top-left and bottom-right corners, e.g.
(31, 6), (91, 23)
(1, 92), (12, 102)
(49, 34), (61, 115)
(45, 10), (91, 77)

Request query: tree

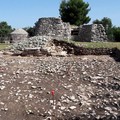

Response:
(93, 17), (113, 41)
(59, 0), (91, 26)
(23, 27), (35, 37)
(0, 21), (12, 36)
(0, 21), (12, 42)
(112, 27), (120, 42)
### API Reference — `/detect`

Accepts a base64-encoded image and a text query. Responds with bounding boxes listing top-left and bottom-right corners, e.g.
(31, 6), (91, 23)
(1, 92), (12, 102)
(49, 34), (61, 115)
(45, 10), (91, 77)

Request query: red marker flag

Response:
(51, 90), (55, 96)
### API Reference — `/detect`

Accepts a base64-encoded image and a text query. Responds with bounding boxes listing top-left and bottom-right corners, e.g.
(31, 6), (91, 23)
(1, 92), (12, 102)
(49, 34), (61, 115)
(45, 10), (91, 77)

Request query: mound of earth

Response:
(0, 54), (119, 120)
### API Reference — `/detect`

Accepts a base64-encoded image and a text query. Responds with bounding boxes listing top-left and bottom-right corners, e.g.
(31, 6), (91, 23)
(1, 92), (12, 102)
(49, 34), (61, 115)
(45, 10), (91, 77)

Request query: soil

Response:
(0, 54), (120, 120)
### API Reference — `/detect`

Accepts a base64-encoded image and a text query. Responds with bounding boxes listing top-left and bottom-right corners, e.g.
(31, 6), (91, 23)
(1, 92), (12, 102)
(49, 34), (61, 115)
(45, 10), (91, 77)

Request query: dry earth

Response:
(0, 54), (120, 120)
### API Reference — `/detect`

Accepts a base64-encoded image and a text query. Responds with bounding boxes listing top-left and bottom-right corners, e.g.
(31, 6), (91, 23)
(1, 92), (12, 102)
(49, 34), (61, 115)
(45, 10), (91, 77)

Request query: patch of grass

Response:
(0, 43), (10, 50)
(65, 40), (120, 49)
(75, 42), (120, 49)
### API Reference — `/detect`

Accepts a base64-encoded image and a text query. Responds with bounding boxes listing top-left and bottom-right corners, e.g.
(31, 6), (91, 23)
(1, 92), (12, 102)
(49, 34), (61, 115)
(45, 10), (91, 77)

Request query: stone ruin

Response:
(78, 24), (108, 42)
(10, 29), (28, 43)
(12, 36), (68, 56)
(11, 17), (109, 56)
(35, 17), (71, 40)
(12, 35), (114, 57)
(34, 17), (108, 42)
(71, 24), (108, 42)
(10, 17), (108, 43)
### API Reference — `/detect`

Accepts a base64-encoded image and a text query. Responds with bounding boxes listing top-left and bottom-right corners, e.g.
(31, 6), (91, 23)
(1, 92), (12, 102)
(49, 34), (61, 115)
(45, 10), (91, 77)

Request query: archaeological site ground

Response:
(0, 18), (120, 120)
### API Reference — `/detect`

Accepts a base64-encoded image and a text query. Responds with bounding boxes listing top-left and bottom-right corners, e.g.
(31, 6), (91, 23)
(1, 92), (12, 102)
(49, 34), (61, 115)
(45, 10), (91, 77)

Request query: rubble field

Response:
(0, 54), (120, 120)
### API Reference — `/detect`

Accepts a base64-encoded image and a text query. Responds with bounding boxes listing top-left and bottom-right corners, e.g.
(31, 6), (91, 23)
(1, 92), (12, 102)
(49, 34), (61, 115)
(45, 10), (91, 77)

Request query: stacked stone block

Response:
(78, 24), (108, 42)
(35, 17), (71, 40)
(10, 29), (28, 43)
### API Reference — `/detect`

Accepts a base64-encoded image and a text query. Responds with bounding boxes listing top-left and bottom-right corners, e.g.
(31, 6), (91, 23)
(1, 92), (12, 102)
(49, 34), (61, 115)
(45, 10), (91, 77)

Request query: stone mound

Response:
(12, 36), (68, 56)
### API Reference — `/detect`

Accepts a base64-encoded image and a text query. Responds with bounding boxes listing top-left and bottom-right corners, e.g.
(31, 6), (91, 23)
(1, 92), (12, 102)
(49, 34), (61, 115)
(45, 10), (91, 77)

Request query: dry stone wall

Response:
(78, 24), (108, 42)
(10, 29), (28, 43)
(34, 18), (107, 42)
(11, 34), (28, 43)
(35, 17), (71, 40)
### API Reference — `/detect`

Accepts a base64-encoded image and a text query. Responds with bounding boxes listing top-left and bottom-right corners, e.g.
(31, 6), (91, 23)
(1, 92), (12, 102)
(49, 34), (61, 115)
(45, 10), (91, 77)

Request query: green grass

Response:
(1, 41), (120, 51)
(66, 40), (120, 49)
(0, 43), (10, 50)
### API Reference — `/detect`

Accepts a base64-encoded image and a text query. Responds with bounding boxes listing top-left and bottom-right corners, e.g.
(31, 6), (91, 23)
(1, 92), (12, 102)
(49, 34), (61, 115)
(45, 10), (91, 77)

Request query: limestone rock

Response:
(35, 17), (71, 40)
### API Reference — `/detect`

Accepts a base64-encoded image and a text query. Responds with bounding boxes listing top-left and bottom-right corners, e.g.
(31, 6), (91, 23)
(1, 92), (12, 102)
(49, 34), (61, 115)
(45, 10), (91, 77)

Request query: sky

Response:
(0, 0), (120, 28)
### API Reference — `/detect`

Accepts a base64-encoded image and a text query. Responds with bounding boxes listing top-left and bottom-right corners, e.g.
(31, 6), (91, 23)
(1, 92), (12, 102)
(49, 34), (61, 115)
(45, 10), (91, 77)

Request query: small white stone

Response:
(83, 71), (87, 75)
(3, 73), (7, 76)
(1, 108), (8, 111)
(69, 106), (76, 110)
(26, 109), (33, 114)
(50, 100), (53, 104)
(47, 109), (52, 115)
(15, 93), (19, 96)
(4, 108), (8, 111)
(53, 106), (56, 110)
(88, 107), (92, 110)
(57, 102), (61, 106)
(0, 102), (5, 105)
(31, 86), (37, 89)
(70, 95), (75, 100)
(0, 86), (5, 90)
(69, 88), (73, 92)
(28, 94), (34, 99)
(41, 98), (46, 102)
(60, 106), (66, 110)
(28, 82), (32, 85)
(105, 107), (112, 111)
(0, 75), (3, 78)
(15, 100), (19, 102)
(62, 98), (70, 104)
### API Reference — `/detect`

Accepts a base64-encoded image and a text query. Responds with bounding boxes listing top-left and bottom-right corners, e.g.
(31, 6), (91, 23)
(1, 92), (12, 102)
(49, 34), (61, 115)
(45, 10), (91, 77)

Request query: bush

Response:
(112, 27), (120, 42)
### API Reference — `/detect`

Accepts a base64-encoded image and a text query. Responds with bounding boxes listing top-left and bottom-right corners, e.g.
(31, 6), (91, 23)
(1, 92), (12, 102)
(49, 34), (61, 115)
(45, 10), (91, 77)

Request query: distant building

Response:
(10, 28), (28, 43)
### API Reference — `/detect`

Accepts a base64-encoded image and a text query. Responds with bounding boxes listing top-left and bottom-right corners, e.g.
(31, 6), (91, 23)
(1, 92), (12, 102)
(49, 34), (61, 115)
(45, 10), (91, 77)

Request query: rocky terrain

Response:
(11, 36), (118, 57)
(0, 53), (120, 120)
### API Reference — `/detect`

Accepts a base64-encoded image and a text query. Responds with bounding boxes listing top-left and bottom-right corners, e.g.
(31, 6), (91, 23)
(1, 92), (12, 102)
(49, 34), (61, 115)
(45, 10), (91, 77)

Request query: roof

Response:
(11, 28), (28, 35)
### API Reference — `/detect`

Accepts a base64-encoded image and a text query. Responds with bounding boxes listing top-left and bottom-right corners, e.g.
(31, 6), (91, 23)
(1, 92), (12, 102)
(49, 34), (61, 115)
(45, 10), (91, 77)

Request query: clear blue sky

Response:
(0, 0), (120, 28)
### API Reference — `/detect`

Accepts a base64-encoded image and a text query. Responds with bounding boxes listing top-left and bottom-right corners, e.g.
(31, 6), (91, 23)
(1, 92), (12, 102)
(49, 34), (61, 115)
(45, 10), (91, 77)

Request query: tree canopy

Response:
(59, 0), (91, 26)
(23, 27), (35, 37)
(93, 17), (120, 41)
(0, 21), (12, 37)
(93, 17), (112, 31)
(112, 26), (120, 42)
(93, 17), (113, 41)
